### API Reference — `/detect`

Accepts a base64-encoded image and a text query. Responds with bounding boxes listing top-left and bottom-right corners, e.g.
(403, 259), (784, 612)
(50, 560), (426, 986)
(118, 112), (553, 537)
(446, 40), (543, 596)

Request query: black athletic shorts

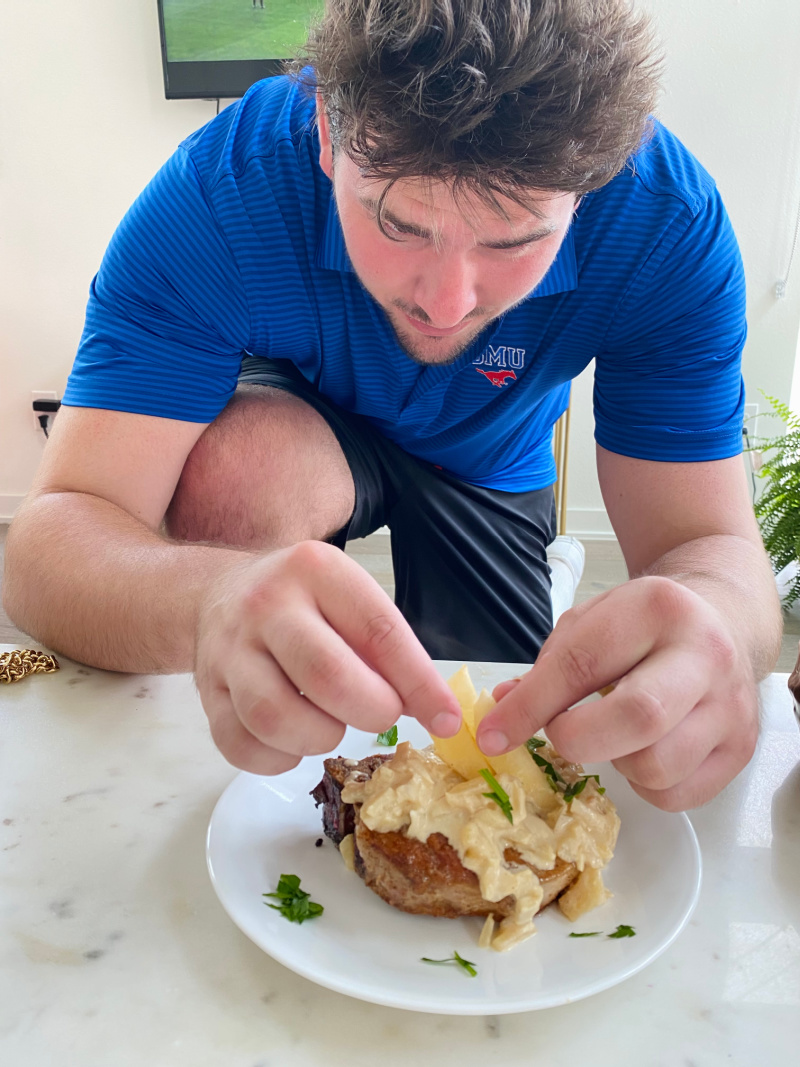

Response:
(239, 355), (556, 663)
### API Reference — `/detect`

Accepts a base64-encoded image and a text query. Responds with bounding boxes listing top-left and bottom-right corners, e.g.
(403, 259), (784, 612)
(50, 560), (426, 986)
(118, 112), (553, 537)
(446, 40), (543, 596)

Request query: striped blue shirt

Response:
(64, 75), (746, 491)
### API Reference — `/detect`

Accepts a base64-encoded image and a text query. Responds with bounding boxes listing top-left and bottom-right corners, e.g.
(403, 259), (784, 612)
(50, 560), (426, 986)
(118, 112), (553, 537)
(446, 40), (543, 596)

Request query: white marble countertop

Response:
(1, 646), (798, 1066)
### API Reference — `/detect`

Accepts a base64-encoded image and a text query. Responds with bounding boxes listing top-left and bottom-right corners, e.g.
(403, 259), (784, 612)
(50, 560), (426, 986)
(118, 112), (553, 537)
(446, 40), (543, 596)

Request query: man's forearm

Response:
(641, 533), (782, 680)
(3, 491), (257, 674)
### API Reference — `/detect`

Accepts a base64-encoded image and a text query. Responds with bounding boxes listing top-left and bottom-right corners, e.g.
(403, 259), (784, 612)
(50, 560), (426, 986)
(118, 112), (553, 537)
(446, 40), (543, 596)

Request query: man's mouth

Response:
(400, 309), (476, 338)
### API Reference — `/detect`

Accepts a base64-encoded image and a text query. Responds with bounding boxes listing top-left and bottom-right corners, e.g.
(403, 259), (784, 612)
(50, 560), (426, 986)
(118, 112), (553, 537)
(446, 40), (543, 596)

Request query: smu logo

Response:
(477, 368), (517, 387)
(473, 345), (525, 387)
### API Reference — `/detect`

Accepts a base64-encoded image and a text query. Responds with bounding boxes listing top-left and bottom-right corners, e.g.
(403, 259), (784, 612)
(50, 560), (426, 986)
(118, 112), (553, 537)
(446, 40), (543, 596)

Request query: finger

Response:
(628, 733), (756, 812)
(267, 608), (406, 733)
(476, 577), (686, 755)
(610, 700), (722, 792)
(285, 546), (461, 736)
(492, 677), (523, 702)
(203, 683), (302, 776)
(544, 646), (710, 764)
(227, 648), (347, 758)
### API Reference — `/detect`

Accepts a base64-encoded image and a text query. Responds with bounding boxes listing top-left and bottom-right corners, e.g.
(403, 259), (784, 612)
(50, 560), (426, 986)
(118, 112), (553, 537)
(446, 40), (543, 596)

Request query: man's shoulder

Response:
(178, 74), (319, 193)
(590, 120), (718, 225)
(572, 120), (730, 285)
(626, 120), (717, 215)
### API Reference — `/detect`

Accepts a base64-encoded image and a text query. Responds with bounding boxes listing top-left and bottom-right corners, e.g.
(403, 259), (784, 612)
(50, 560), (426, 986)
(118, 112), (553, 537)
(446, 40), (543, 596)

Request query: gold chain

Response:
(0, 648), (60, 684)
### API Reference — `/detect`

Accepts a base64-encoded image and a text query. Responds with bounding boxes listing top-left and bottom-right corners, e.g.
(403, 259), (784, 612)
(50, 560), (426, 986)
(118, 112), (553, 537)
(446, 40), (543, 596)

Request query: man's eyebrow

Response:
(358, 195), (557, 247)
(481, 226), (559, 249)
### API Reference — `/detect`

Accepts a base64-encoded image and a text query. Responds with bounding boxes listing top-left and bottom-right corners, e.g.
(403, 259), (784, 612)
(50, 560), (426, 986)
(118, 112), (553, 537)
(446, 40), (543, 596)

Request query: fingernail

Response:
(479, 729), (510, 756)
(431, 711), (461, 738)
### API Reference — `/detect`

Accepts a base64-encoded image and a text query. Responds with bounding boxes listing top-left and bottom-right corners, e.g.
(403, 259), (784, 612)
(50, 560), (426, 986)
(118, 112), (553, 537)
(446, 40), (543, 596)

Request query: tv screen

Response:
(157, 0), (323, 100)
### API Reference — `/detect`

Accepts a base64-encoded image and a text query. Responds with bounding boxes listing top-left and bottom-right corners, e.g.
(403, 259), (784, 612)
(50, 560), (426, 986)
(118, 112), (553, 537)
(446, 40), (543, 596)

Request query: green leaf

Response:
(421, 951), (478, 977)
(563, 777), (588, 802)
(608, 924), (636, 939)
(525, 736), (546, 752)
(530, 751), (565, 791)
(479, 768), (514, 823)
(376, 725), (398, 746)
(748, 393), (800, 606)
(263, 874), (324, 924)
(563, 773), (606, 802)
(569, 931), (601, 937)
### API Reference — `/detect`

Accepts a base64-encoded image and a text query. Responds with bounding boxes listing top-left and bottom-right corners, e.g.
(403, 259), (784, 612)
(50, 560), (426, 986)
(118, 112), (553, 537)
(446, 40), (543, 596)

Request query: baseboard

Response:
(563, 508), (615, 541)
(0, 496), (24, 524)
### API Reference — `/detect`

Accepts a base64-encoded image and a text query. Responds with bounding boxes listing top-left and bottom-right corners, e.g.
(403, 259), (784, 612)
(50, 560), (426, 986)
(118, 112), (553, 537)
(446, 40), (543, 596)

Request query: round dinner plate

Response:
(206, 720), (702, 1015)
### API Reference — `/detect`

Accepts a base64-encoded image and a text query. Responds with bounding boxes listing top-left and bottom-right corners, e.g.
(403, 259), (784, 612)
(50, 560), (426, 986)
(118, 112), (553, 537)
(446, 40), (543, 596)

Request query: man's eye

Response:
(382, 219), (406, 238)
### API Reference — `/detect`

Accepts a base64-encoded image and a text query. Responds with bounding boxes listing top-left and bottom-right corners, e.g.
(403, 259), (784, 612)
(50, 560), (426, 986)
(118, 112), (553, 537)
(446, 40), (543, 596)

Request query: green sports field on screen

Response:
(163, 0), (323, 63)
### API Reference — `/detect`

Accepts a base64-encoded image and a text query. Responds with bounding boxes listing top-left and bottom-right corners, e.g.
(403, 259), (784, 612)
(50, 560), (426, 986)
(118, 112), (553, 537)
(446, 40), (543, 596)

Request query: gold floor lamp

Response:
(552, 405), (571, 536)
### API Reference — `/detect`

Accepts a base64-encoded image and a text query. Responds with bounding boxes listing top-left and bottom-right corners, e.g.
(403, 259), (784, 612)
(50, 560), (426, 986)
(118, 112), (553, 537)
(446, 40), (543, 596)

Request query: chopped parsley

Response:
(608, 924), (636, 939)
(421, 951), (478, 977)
(479, 768), (514, 824)
(569, 925), (636, 939)
(529, 749), (565, 791)
(376, 725), (398, 746)
(263, 874), (323, 925)
(526, 737), (606, 800)
(525, 736), (546, 752)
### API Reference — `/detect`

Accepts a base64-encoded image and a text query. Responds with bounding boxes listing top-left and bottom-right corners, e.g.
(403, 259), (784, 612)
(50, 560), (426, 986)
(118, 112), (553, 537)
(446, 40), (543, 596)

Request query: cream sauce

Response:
(341, 742), (619, 950)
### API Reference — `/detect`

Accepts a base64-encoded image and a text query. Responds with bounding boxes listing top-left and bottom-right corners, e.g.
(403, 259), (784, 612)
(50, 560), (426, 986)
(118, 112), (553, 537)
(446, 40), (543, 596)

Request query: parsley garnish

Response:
(263, 874), (323, 924)
(529, 750), (565, 791)
(525, 736), (546, 752)
(479, 768), (514, 824)
(562, 777), (588, 802)
(526, 738), (606, 799)
(608, 924), (636, 939)
(568, 931), (601, 937)
(376, 725), (398, 746)
(421, 951), (478, 977)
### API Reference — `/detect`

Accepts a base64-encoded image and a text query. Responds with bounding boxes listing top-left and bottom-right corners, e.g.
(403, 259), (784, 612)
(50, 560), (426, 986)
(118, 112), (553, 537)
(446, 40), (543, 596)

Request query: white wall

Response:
(2, 1), (800, 529)
(568, 0), (800, 537)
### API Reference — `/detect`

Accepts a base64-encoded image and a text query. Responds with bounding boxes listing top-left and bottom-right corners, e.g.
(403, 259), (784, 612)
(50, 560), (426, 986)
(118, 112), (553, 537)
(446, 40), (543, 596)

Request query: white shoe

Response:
(547, 536), (585, 625)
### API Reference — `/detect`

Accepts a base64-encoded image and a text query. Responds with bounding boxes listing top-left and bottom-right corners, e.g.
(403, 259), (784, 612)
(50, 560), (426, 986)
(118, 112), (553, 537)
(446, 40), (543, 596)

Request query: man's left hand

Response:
(476, 574), (759, 811)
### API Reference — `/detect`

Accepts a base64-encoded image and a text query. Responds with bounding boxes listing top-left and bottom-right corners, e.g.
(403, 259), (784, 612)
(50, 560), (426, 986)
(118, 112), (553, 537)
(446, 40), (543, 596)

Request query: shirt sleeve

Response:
(62, 148), (250, 423)
(593, 184), (746, 462)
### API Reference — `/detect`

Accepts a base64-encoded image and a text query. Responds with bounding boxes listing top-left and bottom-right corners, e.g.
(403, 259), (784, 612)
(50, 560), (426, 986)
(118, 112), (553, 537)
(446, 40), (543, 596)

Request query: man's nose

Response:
(413, 254), (479, 329)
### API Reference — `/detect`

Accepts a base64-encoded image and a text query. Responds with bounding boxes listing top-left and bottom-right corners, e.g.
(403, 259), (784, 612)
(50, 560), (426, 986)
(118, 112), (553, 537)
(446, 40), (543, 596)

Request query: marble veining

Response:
(0, 648), (798, 1067)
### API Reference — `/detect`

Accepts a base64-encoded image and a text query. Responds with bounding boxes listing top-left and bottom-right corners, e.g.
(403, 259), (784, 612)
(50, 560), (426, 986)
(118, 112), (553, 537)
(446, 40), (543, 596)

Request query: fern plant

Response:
(751, 394), (800, 606)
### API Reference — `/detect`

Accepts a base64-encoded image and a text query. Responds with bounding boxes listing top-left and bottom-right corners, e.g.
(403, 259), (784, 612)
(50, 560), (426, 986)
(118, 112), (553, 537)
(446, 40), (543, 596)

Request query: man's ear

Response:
(316, 91), (333, 179)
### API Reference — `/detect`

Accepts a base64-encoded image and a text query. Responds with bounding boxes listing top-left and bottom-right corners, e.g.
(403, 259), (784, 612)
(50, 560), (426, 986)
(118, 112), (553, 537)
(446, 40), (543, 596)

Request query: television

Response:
(157, 0), (323, 100)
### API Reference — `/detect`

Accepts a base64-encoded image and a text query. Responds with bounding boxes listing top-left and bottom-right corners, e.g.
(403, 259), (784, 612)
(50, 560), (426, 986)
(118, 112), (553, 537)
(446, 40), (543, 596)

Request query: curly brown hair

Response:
(292, 0), (662, 202)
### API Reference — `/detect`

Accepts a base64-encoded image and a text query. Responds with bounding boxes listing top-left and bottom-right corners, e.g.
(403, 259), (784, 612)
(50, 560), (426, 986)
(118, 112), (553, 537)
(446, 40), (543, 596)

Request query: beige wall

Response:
(2, 1), (800, 529)
(569, 0), (800, 536)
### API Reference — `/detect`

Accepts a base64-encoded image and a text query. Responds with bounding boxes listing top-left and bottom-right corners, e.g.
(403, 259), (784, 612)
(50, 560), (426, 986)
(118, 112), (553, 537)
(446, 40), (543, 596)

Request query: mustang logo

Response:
(476, 368), (518, 388)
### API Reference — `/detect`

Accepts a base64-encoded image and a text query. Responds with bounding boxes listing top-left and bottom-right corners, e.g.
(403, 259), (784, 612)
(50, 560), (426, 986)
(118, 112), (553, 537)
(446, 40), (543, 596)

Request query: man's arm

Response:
(596, 445), (781, 681)
(3, 405), (232, 673)
(478, 445), (782, 811)
(3, 406), (461, 774)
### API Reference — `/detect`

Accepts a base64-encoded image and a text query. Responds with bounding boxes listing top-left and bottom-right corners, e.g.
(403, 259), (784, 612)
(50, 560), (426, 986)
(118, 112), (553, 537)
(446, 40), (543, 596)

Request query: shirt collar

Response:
(315, 189), (578, 298)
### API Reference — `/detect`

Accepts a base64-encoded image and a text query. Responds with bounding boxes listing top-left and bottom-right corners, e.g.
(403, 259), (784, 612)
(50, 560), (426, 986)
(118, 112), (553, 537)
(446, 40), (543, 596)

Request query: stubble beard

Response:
(381, 303), (492, 366)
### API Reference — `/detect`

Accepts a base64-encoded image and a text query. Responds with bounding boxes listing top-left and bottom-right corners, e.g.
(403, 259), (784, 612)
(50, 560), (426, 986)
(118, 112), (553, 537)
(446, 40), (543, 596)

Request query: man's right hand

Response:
(195, 540), (462, 774)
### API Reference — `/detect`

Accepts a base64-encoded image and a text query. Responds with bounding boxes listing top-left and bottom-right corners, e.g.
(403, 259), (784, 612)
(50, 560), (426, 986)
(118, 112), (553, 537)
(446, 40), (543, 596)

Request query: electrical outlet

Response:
(31, 390), (59, 434)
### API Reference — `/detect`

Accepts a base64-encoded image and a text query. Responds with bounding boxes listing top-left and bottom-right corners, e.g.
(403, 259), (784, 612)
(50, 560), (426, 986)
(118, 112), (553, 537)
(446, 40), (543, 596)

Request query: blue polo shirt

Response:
(64, 75), (746, 491)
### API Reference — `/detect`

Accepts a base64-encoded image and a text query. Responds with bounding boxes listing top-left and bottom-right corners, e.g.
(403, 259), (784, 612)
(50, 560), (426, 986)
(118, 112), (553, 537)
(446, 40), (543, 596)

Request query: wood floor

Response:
(2, 524), (798, 670)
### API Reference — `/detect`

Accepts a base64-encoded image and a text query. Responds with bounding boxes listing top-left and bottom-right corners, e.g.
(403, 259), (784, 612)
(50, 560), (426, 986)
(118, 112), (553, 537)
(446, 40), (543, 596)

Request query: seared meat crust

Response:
(311, 755), (578, 919)
(310, 754), (391, 845)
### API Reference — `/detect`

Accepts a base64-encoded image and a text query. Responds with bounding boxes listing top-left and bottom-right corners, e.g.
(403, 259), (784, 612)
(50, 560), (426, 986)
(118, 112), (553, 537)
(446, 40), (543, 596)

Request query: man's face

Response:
(318, 103), (576, 366)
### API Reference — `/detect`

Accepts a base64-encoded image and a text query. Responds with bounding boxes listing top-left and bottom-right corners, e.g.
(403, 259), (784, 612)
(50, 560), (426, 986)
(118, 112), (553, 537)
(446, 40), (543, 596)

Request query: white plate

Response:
(206, 721), (702, 1015)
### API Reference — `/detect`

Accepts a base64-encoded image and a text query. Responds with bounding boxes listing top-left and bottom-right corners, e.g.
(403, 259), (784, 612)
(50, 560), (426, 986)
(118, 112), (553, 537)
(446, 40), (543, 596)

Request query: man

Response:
(4, 0), (781, 811)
